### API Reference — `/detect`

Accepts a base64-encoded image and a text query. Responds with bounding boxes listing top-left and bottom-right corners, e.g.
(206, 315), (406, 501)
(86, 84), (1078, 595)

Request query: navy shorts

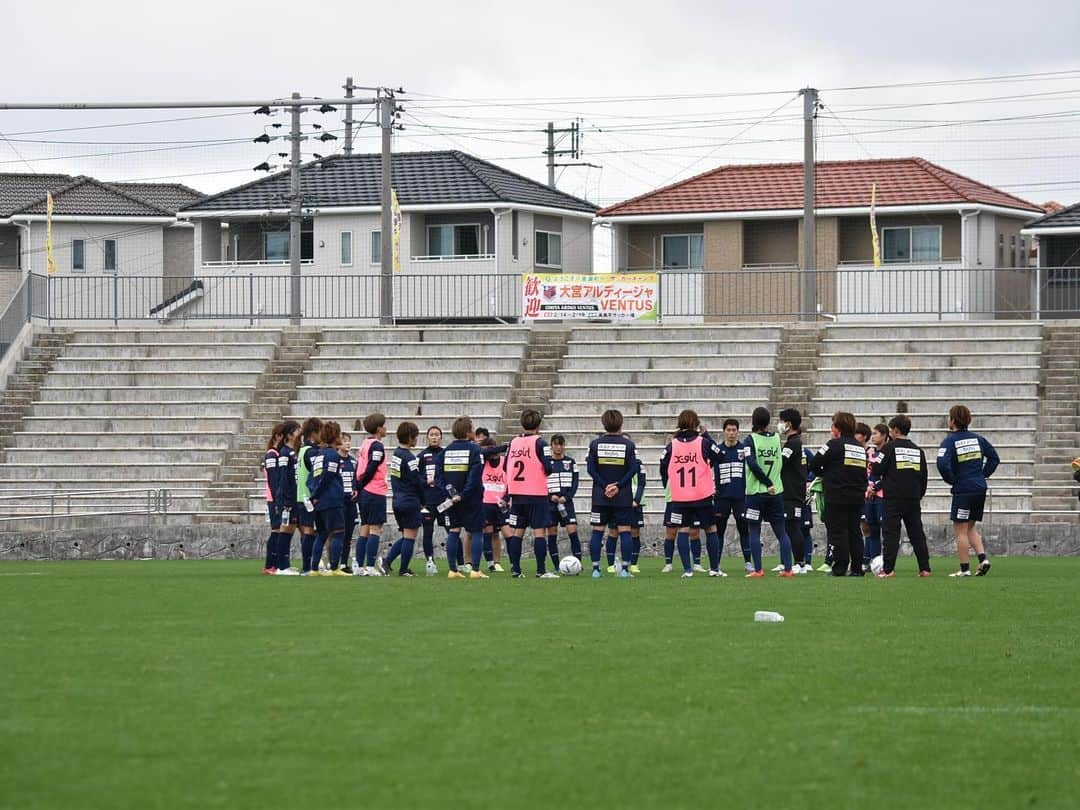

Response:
(314, 507), (345, 534)
(950, 491), (986, 523)
(442, 502), (484, 533)
(393, 504), (423, 531)
(266, 503), (282, 529)
(715, 497), (746, 525)
(548, 499), (578, 526)
(296, 503), (316, 529)
(784, 502), (804, 522)
(590, 504), (637, 527)
(861, 498), (883, 525)
(482, 503), (509, 529)
(358, 490), (388, 526)
(507, 497), (552, 531)
(664, 501), (716, 529)
(744, 493), (785, 525)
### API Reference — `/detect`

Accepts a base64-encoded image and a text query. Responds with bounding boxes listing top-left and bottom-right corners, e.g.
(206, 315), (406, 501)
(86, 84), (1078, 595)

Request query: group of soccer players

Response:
(258, 401), (1000, 579)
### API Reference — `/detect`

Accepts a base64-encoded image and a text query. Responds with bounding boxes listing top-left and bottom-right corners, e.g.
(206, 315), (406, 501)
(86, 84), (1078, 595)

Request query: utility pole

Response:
(289, 91), (304, 325)
(343, 76), (355, 156)
(379, 89), (395, 325)
(800, 87), (819, 321)
(544, 120), (598, 190)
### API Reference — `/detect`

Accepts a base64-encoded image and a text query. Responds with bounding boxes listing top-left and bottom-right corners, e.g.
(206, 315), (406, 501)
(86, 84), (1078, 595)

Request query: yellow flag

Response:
(391, 189), (402, 272)
(869, 183), (881, 270)
(46, 192), (57, 273)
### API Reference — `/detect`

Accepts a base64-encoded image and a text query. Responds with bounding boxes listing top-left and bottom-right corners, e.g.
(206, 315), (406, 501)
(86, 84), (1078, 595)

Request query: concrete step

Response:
(9, 431), (234, 450)
(551, 384), (772, 400)
(28, 401), (249, 418)
(67, 329), (282, 344)
(61, 343), (276, 360)
(41, 372), (263, 388)
(560, 355), (776, 371)
(3, 447), (225, 465)
(0, 463), (217, 481)
(826, 323), (1042, 339)
(307, 357), (522, 373)
(816, 368), (1040, 384)
(35, 386), (256, 403)
(811, 397), (1038, 415)
(821, 338), (1041, 354)
(314, 342), (525, 359)
(293, 386), (512, 402)
(569, 325), (782, 342)
(553, 371), (773, 386)
(19, 415), (243, 432)
(565, 339), (780, 357)
(51, 358), (270, 374)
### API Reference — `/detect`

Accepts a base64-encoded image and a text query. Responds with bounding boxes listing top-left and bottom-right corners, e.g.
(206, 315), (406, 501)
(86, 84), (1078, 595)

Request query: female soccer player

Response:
(479, 436), (511, 573)
(436, 416), (487, 580)
(504, 409), (557, 578)
(356, 413), (389, 576)
(937, 404), (999, 577)
(417, 426), (445, 575)
(337, 432), (358, 573)
(546, 433), (582, 564)
(382, 421), (425, 577)
(308, 421), (349, 576)
(778, 408), (808, 573)
(586, 409), (640, 578)
(295, 417), (323, 575)
(262, 422), (286, 574)
(862, 423), (889, 571)
(272, 420), (301, 575)
(659, 409), (725, 578)
(743, 407), (795, 578)
(810, 411), (867, 576)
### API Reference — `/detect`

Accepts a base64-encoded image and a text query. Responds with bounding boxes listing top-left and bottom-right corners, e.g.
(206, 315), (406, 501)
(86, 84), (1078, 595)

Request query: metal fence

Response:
(9, 266), (1080, 325)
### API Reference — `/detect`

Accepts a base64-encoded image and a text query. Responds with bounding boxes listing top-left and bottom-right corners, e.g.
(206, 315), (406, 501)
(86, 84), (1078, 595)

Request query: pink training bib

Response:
(668, 436), (715, 502)
(482, 465), (507, 505)
(506, 435), (549, 497)
(356, 437), (389, 496)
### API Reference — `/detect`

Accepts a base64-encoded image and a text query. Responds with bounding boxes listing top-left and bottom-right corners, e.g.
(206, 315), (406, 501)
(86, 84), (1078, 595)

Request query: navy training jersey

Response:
(417, 446), (444, 504)
(274, 443), (298, 507)
(308, 446), (346, 512)
(435, 439), (483, 504)
(390, 447), (425, 508)
(586, 433), (639, 507)
(713, 442), (748, 500)
(547, 455), (579, 500)
(937, 430), (1000, 494)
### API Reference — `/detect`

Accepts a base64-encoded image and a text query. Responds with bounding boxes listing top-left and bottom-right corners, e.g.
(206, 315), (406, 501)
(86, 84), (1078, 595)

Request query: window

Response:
(511, 211), (519, 260)
(104, 239), (117, 272)
(882, 226), (941, 263)
(72, 239), (85, 271)
(371, 231), (381, 264)
(427, 224), (480, 257)
(535, 231), (562, 267)
(661, 234), (704, 268)
(1010, 234), (1017, 268)
(340, 231), (353, 266)
(264, 232), (289, 262)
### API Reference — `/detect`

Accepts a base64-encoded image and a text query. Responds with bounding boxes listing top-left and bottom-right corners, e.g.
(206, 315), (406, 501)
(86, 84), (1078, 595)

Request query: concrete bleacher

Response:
(804, 323), (1042, 523)
(245, 326), (531, 513)
(0, 328), (280, 523)
(542, 325), (783, 528)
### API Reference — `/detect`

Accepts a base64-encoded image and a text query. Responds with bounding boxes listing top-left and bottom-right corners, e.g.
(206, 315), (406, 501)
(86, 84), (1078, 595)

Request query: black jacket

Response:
(809, 436), (866, 506)
(876, 437), (928, 501)
(780, 434), (806, 504)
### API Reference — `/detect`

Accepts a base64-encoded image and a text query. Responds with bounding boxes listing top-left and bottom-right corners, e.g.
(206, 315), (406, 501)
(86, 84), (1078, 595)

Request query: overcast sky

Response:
(4, 0), (1080, 214)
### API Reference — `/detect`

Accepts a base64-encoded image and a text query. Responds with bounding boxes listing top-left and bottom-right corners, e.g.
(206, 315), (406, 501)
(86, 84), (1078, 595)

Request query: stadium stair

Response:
(495, 326), (569, 439)
(1032, 325), (1080, 522)
(0, 330), (71, 450)
(769, 325), (824, 415)
(806, 322), (1044, 524)
(201, 327), (321, 521)
(0, 327), (282, 528)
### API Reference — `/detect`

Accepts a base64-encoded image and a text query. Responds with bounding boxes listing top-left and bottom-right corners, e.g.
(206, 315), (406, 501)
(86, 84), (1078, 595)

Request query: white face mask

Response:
(778, 421), (790, 433)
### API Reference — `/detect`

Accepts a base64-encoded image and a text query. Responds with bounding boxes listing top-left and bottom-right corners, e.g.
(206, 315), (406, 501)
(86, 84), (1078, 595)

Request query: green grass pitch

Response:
(2, 557), (1078, 810)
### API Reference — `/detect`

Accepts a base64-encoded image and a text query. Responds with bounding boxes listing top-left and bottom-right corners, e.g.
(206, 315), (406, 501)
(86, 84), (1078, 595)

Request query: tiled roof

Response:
(0, 173), (204, 217)
(181, 150), (597, 214)
(1025, 200), (1080, 229)
(598, 157), (1042, 217)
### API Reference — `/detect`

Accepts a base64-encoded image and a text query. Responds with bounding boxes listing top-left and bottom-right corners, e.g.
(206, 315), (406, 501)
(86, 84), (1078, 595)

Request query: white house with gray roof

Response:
(0, 173), (204, 317)
(178, 150), (597, 321)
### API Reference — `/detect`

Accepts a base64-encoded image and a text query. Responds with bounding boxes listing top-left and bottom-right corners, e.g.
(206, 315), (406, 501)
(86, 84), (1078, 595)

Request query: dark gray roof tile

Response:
(1027, 201), (1080, 229)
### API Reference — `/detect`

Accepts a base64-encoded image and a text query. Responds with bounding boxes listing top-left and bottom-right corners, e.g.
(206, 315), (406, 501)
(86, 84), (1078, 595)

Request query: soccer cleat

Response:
(816, 563), (832, 573)
(708, 569), (728, 578)
(275, 567), (300, 576)
(425, 559), (437, 577)
(399, 570), (415, 577)
(876, 571), (896, 579)
(353, 566), (369, 577)
(462, 564), (473, 574)
(537, 572), (560, 580)
(771, 564), (785, 572)
(681, 571), (694, 578)
(512, 572), (526, 579)
(693, 563), (707, 573)
(629, 564), (641, 574)
(949, 569), (972, 578)
(492, 562), (505, 573)
(619, 568), (634, 578)
(469, 570), (490, 580)
(661, 563), (673, 574)
(368, 566), (385, 577)
(329, 568), (349, 577)
(606, 564), (617, 574)
(262, 567), (277, 575)
(374, 557), (388, 576)
(746, 570), (766, 578)
(918, 570), (932, 578)
(300, 570), (316, 577)
(744, 562), (755, 574)
(777, 570), (796, 578)
(447, 570), (466, 580)
(976, 560), (992, 577)
(591, 568), (602, 579)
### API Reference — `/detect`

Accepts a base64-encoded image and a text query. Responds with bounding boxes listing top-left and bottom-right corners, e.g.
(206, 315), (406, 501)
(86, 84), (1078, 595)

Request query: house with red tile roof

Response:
(596, 157), (1043, 319)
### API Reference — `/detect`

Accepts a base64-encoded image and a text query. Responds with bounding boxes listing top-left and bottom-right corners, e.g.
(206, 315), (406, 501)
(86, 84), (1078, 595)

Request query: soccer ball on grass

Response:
(870, 555), (884, 576)
(558, 556), (583, 576)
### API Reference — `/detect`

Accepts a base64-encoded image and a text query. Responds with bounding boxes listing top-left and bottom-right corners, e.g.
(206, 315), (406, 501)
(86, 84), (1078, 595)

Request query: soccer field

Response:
(2, 558), (1078, 810)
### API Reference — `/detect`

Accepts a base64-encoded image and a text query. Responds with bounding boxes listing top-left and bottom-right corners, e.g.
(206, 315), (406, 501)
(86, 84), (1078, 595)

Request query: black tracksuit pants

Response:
(882, 498), (931, 574)
(825, 501), (864, 576)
